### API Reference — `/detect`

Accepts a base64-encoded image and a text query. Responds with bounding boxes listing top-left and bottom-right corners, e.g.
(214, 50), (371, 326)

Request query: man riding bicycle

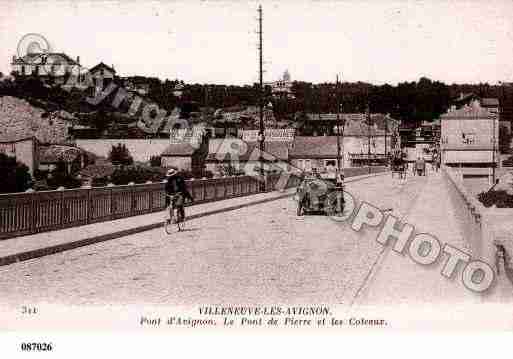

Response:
(165, 168), (193, 224)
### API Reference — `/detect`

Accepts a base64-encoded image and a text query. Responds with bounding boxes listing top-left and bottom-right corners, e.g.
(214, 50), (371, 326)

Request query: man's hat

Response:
(166, 168), (178, 176)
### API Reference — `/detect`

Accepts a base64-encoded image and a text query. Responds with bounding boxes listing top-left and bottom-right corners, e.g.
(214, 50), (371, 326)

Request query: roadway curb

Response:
(0, 171), (388, 267)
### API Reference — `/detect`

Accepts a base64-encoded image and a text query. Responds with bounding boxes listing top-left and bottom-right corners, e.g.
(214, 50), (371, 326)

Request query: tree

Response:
(0, 153), (32, 193)
(109, 143), (134, 166)
(47, 159), (81, 189)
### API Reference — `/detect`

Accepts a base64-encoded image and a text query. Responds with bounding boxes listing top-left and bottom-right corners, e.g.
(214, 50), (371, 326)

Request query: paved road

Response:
(0, 172), (451, 307)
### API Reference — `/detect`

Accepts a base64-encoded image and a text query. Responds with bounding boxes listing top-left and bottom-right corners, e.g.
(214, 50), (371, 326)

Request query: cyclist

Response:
(165, 168), (193, 223)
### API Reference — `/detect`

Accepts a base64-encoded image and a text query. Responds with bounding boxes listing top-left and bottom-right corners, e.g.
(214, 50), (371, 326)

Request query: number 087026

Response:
(20, 342), (53, 351)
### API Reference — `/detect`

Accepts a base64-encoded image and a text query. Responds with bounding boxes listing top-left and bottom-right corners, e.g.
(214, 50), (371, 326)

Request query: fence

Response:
(0, 173), (302, 240)
(0, 166), (387, 240)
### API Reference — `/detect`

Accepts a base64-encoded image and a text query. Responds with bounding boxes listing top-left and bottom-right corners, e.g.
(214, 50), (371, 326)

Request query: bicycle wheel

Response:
(164, 206), (177, 235)
(176, 209), (185, 232)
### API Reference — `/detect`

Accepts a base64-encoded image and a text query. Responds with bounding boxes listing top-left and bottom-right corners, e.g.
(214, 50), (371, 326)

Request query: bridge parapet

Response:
(444, 166), (513, 299)
(0, 174), (301, 240)
(0, 167), (388, 240)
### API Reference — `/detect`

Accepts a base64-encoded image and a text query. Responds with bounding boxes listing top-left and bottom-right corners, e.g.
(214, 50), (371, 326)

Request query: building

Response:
(268, 70), (294, 99)
(212, 106), (276, 138)
(160, 127), (208, 173)
(38, 144), (85, 175)
(11, 52), (87, 88)
(289, 135), (394, 172)
(161, 142), (207, 173)
(300, 113), (400, 163)
(399, 120), (440, 161)
(205, 138), (289, 176)
(440, 100), (499, 182)
(121, 77), (151, 96)
(451, 93), (510, 152)
(89, 62), (116, 96)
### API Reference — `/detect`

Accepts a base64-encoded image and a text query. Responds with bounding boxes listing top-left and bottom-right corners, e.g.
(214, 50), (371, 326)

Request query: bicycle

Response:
(164, 194), (185, 234)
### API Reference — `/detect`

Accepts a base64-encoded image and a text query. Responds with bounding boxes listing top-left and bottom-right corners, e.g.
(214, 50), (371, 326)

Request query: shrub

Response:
(111, 165), (166, 185)
(503, 155), (513, 167)
(46, 160), (81, 190)
(0, 153), (33, 193)
(478, 190), (513, 208)
(150, 155), (162, 167)
(108, 143), (133, 166)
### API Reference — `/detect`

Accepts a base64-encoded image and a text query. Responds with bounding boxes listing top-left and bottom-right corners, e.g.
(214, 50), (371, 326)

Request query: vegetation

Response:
(5, 74), (511, 131)
(0, 153), (32, 193)
(478, 190), (513, 208)
(149, 155), (162, 167)
(108, 143), (133, 166)
(110, 165), (166, 185)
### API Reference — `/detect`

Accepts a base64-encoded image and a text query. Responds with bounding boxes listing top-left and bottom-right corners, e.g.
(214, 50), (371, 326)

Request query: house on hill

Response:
(11, 52), (87, 88)
(89, 62), (116, 96)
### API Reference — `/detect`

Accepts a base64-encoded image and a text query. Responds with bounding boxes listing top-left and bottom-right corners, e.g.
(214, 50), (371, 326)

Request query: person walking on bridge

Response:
(415, 157), (426, 176)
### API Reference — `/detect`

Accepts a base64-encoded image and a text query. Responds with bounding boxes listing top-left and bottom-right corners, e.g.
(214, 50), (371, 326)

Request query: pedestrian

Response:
(415, 157), (426, 176)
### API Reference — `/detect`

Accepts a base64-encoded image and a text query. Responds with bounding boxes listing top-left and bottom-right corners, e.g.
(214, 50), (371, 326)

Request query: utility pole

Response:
(366, 97), (372, 173)
(257, 4), (265, 190)
(336, 75), (342, 174)
(384, 116), (388, 158)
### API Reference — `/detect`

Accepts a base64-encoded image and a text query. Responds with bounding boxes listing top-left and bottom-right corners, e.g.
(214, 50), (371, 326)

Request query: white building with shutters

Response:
(440, 100), (499, 180)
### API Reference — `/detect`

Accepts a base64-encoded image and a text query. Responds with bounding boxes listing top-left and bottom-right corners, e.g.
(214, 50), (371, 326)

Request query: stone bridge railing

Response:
(0, 174), (297, 240)
(0, 166), (388, 240)
(443, 166), (513, 299)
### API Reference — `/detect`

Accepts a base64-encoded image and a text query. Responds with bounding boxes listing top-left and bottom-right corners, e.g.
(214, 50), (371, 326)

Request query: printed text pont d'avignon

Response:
(139, 306), (387, 328)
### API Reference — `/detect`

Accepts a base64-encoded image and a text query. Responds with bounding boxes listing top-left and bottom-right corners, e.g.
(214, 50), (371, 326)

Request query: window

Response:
(305, 159), (312, 172)
(325, 160), (336, 167)
(461, 132), (475, 145)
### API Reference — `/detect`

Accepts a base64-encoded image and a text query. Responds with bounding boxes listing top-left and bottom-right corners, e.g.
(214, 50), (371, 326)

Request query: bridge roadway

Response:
(0, 169), (481, 307)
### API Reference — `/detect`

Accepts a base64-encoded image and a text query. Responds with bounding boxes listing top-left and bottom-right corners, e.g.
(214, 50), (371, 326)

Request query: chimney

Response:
(76, 56), (80, 64)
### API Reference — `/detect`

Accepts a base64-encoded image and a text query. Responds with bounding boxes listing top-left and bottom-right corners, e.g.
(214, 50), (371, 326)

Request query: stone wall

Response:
(444, 166), (513, 300)
(0, 96), (70, 144)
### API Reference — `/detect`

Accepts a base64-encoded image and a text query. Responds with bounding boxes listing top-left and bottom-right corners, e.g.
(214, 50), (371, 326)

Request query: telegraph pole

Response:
(257, 4), (265, 190)
(367, 97), (372, 172)
(336, 75), (342, 173)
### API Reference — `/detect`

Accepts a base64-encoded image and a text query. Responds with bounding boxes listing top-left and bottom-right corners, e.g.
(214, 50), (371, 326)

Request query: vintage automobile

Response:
(295, 174), (345, 216)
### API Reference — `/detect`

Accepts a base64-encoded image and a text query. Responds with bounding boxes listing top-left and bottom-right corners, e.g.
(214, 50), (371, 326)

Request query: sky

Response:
(1, 0), (513, 85)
